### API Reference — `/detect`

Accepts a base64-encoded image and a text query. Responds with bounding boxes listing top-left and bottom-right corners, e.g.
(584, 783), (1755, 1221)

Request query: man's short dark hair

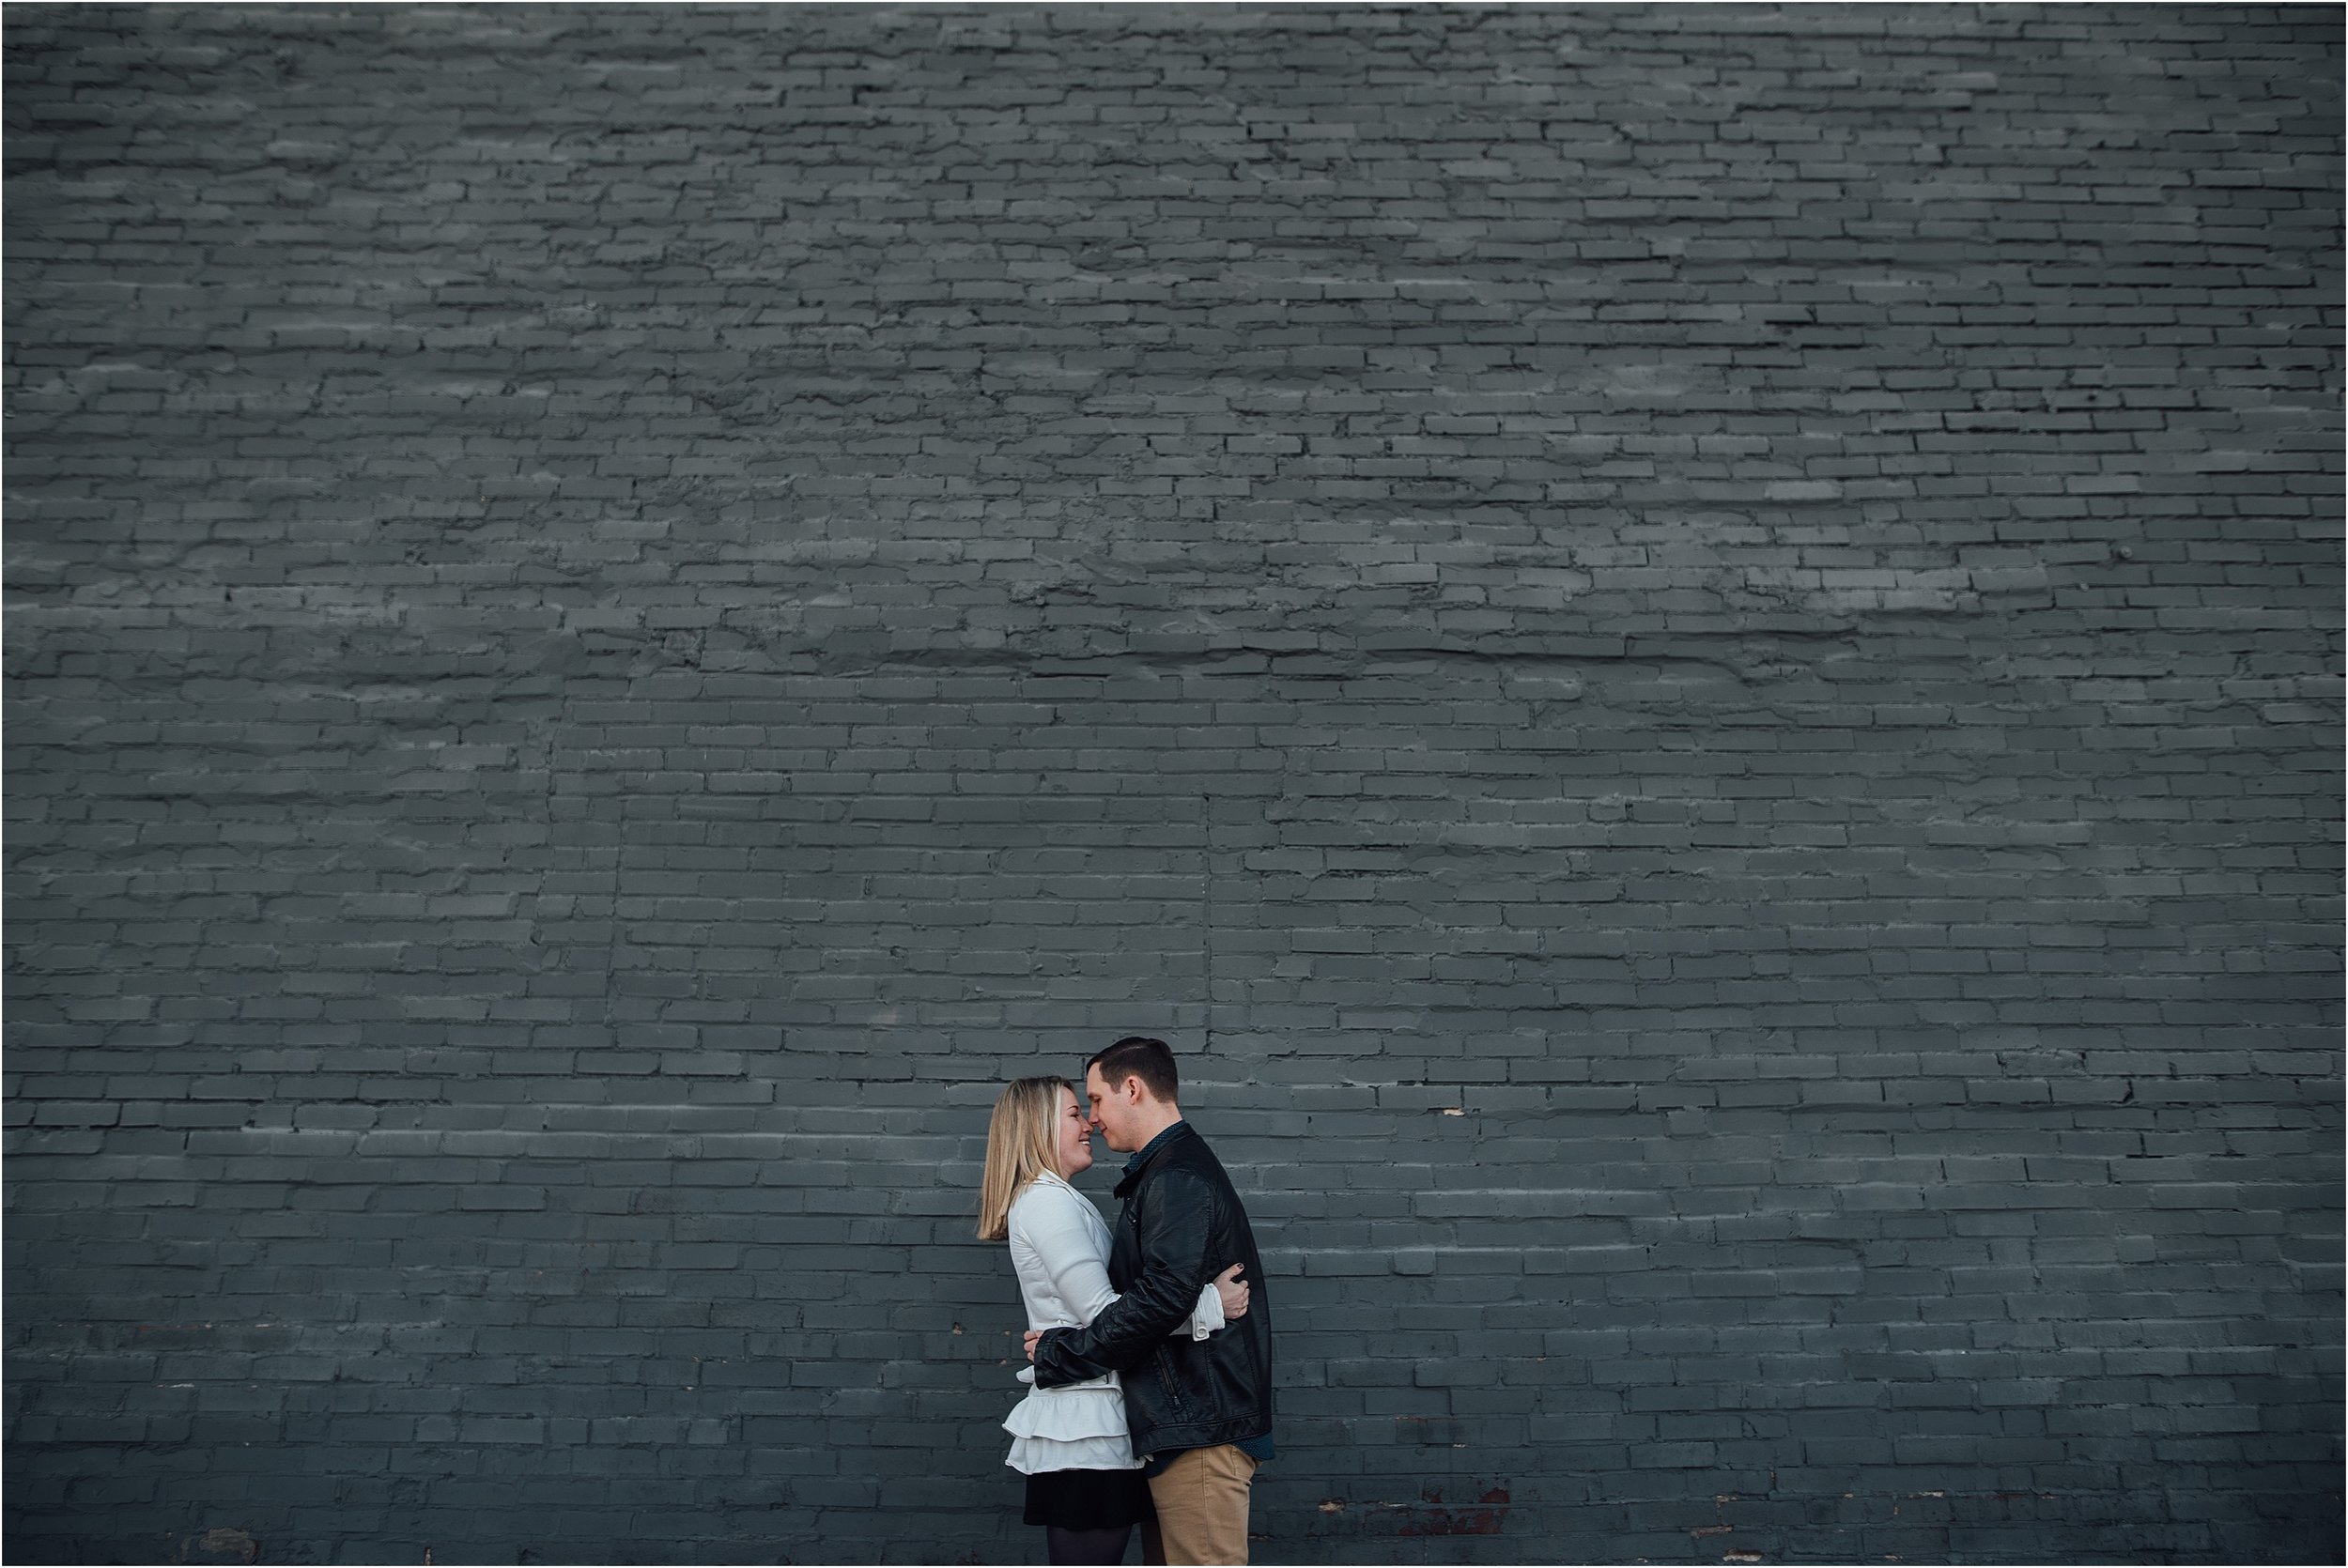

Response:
(1087, 1036), (1179, 1104)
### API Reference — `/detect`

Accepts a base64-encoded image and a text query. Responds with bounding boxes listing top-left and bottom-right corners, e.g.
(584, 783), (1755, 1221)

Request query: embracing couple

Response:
(977, 1037), (1274, 1566)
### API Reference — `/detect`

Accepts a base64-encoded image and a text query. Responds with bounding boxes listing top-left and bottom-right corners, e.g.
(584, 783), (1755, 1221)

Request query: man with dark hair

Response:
(1026, 1037), (1274, 1565)
(1085, 1035), (1182, 1104)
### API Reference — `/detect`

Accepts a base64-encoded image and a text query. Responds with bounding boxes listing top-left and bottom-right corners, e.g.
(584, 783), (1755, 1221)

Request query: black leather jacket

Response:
(1031, 1121), (1274, 1460)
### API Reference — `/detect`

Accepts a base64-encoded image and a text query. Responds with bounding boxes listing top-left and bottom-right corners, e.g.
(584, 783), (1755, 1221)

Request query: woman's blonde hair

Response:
(978, 1076), (1070, 1240)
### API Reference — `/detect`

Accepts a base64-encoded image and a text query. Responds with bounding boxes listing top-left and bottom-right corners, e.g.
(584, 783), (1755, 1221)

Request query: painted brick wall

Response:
(6, 5), (2340, 1563)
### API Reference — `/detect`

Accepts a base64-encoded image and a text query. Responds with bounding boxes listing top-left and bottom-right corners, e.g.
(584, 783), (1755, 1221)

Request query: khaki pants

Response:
(1139, 1444), (1258, 1565)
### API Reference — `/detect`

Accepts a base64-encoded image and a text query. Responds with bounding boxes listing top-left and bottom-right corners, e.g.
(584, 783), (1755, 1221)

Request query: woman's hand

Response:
(1213, 1263), (1250, 1320)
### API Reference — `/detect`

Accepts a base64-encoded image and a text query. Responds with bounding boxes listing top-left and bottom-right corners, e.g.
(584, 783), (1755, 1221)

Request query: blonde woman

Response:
(981, 1076), (1250, 1566)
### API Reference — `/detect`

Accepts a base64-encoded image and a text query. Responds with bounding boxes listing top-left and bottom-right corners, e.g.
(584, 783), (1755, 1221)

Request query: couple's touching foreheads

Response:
(979, 1038), (1275, 1566)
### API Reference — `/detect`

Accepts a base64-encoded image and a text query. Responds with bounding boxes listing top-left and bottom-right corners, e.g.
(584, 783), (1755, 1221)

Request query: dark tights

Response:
(1044, 1524), (1131, 1565)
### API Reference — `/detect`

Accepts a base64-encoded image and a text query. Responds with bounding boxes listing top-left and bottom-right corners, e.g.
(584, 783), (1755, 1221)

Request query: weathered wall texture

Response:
(5, 5), (2341, 1563)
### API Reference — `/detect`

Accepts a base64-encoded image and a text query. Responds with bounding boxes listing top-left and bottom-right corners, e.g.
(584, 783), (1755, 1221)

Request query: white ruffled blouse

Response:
(1001, 1171), (1225, 1474)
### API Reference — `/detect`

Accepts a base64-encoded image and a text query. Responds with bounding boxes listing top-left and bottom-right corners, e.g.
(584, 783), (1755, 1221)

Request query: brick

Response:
(3, 4), (2340, 1565)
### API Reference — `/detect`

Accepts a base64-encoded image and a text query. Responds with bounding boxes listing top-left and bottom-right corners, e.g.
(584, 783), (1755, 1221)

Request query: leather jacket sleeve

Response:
(1012, 1180), (1226, 1343)
(1033, 1164), (1220, 1388)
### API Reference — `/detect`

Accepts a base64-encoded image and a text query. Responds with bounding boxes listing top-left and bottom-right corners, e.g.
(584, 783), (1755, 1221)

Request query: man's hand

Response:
(1024, 1330), (1043, 1362)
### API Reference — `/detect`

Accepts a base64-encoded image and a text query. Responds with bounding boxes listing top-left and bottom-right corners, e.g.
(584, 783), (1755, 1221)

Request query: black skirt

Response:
(1022, 1466), (1155, 1531)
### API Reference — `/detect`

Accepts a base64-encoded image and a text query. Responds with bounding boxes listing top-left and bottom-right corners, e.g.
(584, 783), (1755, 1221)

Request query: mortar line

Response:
(1203, 788), (1215, 1057)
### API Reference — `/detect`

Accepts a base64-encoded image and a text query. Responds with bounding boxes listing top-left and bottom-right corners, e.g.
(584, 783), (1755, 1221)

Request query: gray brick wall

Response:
(5, 4), (2340, 1562)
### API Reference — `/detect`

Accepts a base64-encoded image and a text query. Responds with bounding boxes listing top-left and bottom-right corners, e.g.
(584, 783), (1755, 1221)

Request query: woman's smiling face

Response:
(1054, 1084), (1093, 1178)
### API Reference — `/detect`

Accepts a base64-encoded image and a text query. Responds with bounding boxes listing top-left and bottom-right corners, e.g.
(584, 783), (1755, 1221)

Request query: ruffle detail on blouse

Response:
(1002, 1383), (1140, 1474)
(1006, 1432), (1139, 1475)
(1004, 1383), (1128, 1443)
